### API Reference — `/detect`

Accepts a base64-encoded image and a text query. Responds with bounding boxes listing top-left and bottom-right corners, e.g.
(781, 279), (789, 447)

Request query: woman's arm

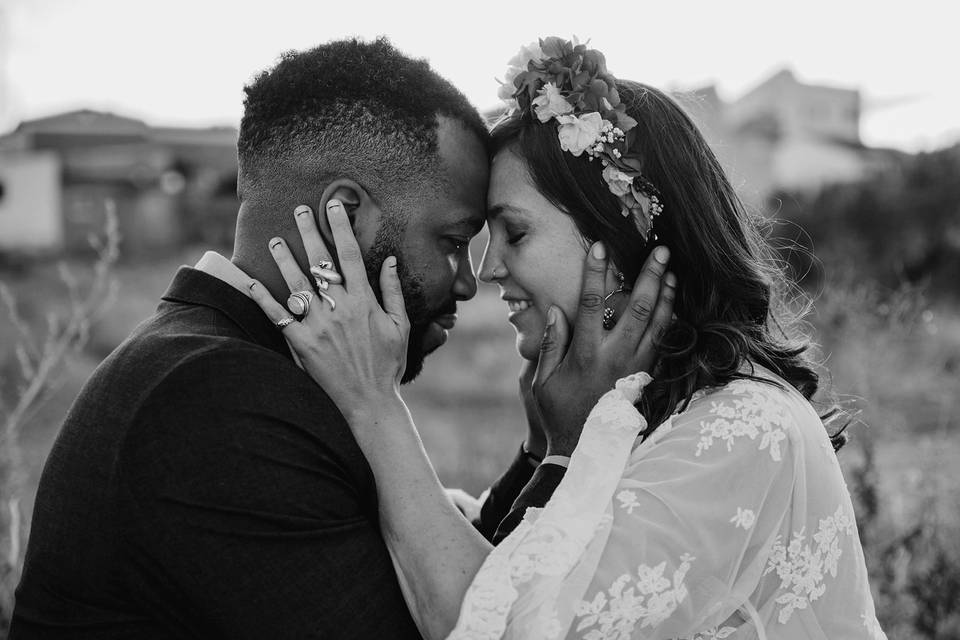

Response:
(346, 395), (492, 636)
(246, 200), (675, 638)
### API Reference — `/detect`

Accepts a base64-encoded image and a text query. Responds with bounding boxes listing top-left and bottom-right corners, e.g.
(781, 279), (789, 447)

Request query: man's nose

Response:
(452, 253), (478, 301)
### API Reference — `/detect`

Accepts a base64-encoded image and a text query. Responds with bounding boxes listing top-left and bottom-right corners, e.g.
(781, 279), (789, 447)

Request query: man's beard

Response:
(364, 231), (455, 384)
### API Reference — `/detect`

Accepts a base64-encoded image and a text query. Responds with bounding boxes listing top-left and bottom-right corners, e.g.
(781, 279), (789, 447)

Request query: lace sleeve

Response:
(448, 372), (885, 640)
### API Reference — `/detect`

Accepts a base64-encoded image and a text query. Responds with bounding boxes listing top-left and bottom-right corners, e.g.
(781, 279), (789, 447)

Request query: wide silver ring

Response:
(286, 290), (313, 316)
(276, 317), (296, 330)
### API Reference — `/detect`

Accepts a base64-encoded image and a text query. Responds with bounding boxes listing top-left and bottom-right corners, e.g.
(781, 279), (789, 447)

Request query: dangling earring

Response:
(602, 271), (630, 330)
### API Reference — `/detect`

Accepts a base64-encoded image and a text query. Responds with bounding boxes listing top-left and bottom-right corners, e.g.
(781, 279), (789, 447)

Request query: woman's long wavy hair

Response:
(491, 81), (847, 450)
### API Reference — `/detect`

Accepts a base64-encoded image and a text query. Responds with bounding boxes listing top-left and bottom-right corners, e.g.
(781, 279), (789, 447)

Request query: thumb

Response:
(379, 256), (408, 328)
(535, 306), (569, 385)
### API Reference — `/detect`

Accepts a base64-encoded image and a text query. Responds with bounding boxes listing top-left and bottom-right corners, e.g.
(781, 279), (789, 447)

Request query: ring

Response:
(286, 290), (313, 316)
(276, 317), (296, 329)
(310, 263), (344, 290)
(316, 289), (337, 311)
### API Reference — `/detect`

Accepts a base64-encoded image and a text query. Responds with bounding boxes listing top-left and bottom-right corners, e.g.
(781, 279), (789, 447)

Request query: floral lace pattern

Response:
(616, 489), (641, 514)
(730, 507), (756, 530)
(448, 373), (652, 640)
(449, 368), (885, 640)
(764, 504), (856, 623)
(690, 626), (737, 639)
(574, 554), (695, 639)
(695, 380), (791, 462)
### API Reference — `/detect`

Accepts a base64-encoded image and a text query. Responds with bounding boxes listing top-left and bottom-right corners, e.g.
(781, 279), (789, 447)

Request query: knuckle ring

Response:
(286, 290), (313, 316)
(276, 317), (296, 330)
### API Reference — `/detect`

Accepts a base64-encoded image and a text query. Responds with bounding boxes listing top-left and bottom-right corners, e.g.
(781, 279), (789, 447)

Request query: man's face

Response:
(367, 117), (489, 383)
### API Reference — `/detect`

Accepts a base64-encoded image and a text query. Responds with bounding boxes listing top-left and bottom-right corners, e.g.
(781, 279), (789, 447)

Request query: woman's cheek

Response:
(514, 306), (547, 360)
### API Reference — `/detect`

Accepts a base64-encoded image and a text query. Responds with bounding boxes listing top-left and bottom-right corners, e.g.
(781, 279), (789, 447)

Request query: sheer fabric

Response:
(449, 367), (885, 640)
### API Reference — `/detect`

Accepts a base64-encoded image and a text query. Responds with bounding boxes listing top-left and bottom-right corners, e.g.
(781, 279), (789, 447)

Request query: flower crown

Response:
(498, 37), (663, 240)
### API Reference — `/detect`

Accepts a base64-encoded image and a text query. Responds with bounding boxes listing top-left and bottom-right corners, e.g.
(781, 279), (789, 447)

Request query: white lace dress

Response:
(448, 368), (886, 640)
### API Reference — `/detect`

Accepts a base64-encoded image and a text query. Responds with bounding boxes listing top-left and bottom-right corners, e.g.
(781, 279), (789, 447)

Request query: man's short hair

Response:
(238, 37), (488, 214)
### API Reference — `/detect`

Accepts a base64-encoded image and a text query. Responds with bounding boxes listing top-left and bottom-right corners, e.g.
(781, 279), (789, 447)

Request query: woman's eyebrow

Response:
(487, 203), (532, 219)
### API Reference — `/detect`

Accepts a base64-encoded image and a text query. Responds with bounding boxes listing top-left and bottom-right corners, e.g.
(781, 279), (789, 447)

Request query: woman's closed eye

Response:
(504, 223), (528, 246)
(507, 231), (526, 245)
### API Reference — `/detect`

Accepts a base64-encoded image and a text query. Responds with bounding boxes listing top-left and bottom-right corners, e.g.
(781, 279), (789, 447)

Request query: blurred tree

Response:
(771, 142), (960, 297)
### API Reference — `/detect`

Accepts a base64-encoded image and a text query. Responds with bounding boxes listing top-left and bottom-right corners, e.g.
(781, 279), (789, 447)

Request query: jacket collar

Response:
(160, 252), (293, 360)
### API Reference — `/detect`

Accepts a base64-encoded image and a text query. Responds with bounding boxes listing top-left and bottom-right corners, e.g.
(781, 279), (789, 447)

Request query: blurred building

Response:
(683, 68), (897, 206)
(0, 110), (238, 256)
(485, 68), (898, 208)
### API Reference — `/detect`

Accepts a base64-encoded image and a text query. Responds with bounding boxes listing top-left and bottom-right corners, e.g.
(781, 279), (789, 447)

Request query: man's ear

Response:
(317, 178), (383, 255)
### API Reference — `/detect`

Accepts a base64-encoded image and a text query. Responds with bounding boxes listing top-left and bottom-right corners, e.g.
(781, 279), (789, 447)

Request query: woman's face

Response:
(479, 150), (593, 361)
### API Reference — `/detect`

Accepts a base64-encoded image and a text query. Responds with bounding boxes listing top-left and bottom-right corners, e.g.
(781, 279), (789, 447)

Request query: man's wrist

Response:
(541, 454), (571, 468)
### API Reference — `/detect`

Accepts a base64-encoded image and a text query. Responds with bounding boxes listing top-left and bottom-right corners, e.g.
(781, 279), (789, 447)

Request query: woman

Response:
(247, 38), (885, 640)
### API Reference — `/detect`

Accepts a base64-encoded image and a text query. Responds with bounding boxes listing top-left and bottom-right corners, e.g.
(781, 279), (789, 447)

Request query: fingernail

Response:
(654, 246), (670, 264)
(326, 199), (342, 212)
(665, 272), (676, 287)
(269, 238), (283, 249)
(592, 242), (606, 259)
(545, 306), (558, 328)
(387, 256), (397, 268)
(294, 205), (311, 217)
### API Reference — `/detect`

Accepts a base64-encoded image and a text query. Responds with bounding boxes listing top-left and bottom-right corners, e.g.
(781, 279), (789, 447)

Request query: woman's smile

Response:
(504, 297), (533, 320)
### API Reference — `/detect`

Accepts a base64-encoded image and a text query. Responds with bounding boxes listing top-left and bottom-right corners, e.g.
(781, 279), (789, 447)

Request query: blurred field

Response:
(2, 246), (959, 637)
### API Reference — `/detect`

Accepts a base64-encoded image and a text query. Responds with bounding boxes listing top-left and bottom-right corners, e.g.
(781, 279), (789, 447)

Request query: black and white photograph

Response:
(0, 1), (957, 638)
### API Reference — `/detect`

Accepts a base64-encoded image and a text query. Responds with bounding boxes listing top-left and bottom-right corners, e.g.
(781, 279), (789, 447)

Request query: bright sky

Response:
(1, 0), (957, 152)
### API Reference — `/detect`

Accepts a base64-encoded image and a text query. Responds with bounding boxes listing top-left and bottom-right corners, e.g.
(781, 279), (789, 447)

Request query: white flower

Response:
(532, 82), (574, 122)
(616, 489), (641, 514)
(730, 507), (756, 530)
(602, 165), (634, 197)
(556, 112), (604, 157)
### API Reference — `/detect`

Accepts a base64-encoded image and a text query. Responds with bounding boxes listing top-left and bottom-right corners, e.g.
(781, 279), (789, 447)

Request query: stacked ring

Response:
(287, 291), (313, 316)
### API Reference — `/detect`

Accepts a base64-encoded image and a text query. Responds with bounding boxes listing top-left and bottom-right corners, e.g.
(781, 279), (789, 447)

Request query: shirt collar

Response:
(191, 251), (303, 368)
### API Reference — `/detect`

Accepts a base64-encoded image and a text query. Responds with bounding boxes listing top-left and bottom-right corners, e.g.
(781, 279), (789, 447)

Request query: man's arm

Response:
(117, 346), (422, 639)
(473, 446), (569, 544)
(490, 461), (567, 544)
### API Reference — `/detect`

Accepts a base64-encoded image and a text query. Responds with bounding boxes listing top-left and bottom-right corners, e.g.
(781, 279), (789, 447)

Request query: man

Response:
(11, 38), (554, 639)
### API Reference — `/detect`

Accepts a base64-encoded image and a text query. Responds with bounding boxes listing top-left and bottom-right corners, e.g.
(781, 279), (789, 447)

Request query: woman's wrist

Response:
(342, 389), (408, 431)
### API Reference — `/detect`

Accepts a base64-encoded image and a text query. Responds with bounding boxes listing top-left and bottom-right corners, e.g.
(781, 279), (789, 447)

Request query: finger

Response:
(325, 199), (369, 293)
(379, 256), (409, 329)
(635, 270), (676, 357)
(535, 306), (571, 386)
(613, 245), (670, 342)
(268, 237), (314, 296)
(293, 205), (335, 273)
(571, 241), (608, 347)
(246, 280), (305, 338)
(268, 237), (314, 295)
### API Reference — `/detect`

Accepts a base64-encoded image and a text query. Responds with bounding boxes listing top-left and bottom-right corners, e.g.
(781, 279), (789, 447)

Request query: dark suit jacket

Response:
(11, 267), (564, 639)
